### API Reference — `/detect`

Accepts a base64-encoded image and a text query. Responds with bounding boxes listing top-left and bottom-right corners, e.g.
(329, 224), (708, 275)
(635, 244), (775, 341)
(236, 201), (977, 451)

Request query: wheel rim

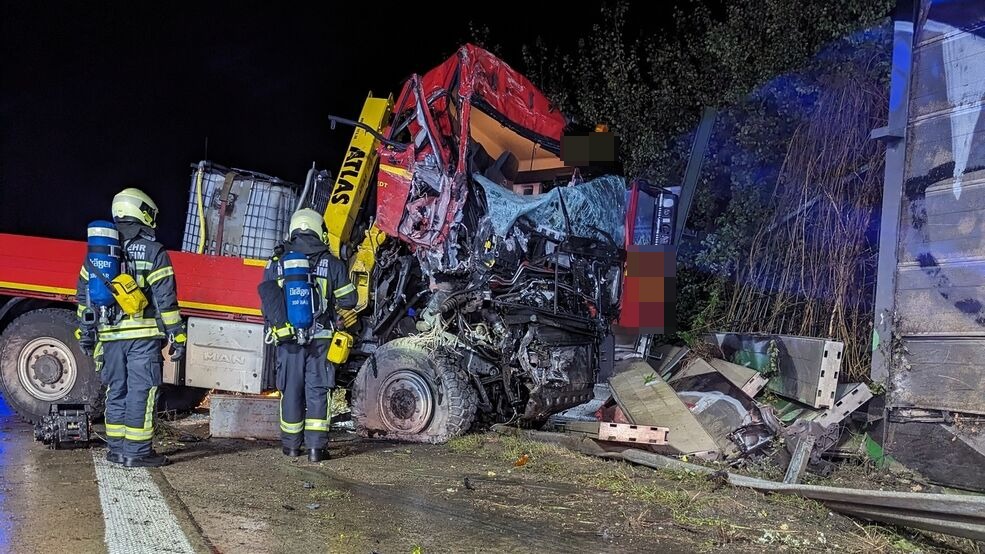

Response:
(17, 337), (78, 402)
(378, 369), (434, 434)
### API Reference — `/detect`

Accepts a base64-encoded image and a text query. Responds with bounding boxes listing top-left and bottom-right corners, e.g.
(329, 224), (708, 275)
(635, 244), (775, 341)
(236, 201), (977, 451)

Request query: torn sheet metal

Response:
(548, 384), (611, 424)
(411, 44), (566, 155)
(672, 370), (763, 457)
(475, 173), (627, 245)
(375, 43), (572, 275)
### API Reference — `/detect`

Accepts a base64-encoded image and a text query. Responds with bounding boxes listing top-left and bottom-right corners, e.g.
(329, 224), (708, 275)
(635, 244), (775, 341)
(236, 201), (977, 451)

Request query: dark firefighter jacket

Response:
(76, 221), (186, 342)
(259, 232), (357, 341)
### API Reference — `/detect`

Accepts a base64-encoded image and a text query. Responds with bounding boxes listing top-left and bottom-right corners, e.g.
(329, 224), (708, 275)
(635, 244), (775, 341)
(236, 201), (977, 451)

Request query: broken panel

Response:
(609, 359), (719, 458)
(705, 333), (842, 408)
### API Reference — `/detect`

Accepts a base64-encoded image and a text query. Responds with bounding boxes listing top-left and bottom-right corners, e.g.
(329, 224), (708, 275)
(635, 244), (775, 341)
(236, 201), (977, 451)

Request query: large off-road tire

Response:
(0, 309), (104, 423)
(351, 337), (477, 444)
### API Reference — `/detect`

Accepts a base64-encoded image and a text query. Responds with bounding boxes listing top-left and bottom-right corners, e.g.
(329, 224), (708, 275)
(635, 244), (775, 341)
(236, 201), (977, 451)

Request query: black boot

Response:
(105, 451), (124, 464)
(123, 451), (170, 468)
(282, 446), (302, 457)
(308, 448), (329, 462)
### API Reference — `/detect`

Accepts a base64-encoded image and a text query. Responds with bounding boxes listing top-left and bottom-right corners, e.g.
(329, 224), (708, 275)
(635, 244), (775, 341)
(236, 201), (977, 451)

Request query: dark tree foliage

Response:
(475, 0), (895, 379)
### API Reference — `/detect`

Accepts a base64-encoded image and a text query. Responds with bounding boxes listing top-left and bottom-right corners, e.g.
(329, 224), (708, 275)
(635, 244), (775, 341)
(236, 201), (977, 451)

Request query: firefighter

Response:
(76, 188), (186, 467)
(258, 208), (356, 462)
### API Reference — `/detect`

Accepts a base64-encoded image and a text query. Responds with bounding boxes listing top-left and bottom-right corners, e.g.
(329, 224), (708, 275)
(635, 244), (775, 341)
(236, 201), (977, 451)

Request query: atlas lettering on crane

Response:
(330, 146), (367, 205)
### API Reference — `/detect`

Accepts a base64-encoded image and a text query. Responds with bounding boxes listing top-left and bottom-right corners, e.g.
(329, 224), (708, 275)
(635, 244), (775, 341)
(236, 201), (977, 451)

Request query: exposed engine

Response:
(368, 175), (624, 424)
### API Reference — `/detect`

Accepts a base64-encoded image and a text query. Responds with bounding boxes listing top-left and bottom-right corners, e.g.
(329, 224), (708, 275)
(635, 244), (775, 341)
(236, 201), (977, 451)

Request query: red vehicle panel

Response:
(0, 233), (264, 322)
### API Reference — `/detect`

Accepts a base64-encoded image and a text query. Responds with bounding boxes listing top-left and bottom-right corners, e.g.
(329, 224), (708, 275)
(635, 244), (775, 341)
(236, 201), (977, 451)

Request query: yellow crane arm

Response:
(325, 94), (393, 326)
(324, 94), (392, 255)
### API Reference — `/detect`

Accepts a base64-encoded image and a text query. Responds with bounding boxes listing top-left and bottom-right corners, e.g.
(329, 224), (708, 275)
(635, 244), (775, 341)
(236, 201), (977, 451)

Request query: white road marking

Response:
(92, 451), (195, 554)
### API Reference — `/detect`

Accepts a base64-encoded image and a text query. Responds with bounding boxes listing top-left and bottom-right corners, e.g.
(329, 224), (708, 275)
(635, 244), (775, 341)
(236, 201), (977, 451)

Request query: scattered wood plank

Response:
(598, 422), (669, 445)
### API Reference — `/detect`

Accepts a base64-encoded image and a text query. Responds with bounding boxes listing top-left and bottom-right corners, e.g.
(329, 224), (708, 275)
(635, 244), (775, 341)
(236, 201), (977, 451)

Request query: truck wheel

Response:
(351, 338), (476, 444)
(0, 309), (103, 423)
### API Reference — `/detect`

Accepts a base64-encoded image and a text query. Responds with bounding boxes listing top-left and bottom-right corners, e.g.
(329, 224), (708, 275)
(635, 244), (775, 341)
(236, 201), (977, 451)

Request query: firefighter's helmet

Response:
(289, 208), (328, 243)
(112, 188), (159, 229)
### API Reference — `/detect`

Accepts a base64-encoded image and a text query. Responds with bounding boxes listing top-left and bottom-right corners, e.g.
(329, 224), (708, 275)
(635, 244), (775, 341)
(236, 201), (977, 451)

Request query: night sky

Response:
(1, 2), (614, 248)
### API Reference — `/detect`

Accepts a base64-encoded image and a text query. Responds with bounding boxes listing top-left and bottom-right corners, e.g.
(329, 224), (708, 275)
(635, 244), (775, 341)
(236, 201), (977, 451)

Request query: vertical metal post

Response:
(674, 107), (717, 245)
(869, 0), (917, 383)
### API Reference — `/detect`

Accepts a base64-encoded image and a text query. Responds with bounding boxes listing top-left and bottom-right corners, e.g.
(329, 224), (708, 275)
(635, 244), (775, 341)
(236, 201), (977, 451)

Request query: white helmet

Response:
(289, 208), (327, 243)
(112, 188), (159, 228)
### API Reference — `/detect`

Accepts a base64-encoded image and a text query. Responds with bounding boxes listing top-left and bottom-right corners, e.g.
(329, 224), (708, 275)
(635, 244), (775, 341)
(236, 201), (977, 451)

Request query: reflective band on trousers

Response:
(304, 394), (332, 432)
(105, 423), (126, 438)
(304, 419), (328, 431)
(280, 397), (303, 434)
(124, 385), (157, 442)
(105, 385), (126, 438)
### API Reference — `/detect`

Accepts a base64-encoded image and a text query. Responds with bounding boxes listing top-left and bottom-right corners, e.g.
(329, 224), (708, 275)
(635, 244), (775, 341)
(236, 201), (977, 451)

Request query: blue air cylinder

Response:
(86, 220), (121, 308)
(282, 251), (314, 331)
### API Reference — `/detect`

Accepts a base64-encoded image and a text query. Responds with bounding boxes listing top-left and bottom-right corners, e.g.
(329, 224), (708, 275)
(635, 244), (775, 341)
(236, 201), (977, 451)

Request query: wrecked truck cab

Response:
(349, 44), (628, 442)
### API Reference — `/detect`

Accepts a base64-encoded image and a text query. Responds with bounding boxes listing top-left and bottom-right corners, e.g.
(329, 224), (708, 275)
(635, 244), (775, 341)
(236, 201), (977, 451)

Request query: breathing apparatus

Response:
(281, 251), (317, 345)
(84, 220), (149, 323)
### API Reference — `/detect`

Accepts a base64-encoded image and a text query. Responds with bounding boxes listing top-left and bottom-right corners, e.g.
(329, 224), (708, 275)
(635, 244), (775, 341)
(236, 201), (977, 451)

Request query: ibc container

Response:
(182, 161), (299, 260)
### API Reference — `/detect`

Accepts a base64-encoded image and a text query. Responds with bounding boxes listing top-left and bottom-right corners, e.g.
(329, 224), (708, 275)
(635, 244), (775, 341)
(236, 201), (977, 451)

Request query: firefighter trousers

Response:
(277, 340), (334, 450)
(100, 338), (163, 459)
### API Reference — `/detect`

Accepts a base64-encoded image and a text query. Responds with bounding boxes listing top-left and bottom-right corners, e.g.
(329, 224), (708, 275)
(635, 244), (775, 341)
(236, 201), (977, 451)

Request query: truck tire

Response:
(0, 309), (103, 423)
(351, 338), (476, 444)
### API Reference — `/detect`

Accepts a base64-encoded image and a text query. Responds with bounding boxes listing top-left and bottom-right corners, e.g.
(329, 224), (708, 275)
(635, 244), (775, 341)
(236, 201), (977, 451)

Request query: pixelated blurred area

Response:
(620, 244), (676, 334)
(561, 130), (618, 167)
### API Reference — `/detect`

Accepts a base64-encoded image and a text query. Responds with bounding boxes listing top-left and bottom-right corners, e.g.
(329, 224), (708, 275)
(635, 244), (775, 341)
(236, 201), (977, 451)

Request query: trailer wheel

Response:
(0, 309), (103, 423)
(351, 338), (476, 444)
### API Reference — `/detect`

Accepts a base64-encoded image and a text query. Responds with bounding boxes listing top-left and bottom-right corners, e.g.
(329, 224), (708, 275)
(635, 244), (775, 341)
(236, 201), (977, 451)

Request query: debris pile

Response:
(552, 332), (874, 484)
(538, 332), (985, 540)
